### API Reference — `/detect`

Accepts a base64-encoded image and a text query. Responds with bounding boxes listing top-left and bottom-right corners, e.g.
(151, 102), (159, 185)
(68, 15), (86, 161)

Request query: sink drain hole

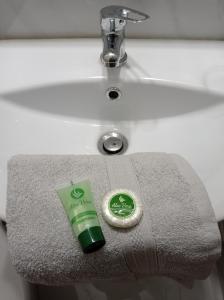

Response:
(98, 131), (128, 155)
(103, 143), (123, 155)
(106, 87), (121, 101)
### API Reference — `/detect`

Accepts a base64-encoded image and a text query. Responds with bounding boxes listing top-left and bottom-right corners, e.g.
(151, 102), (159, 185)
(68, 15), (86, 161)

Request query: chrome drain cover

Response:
(98, 131), (128, 155)
(106, 87), (121, 101)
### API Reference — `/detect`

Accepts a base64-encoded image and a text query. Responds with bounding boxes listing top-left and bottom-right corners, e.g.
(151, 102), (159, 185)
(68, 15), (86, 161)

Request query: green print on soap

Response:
(109, 193), (136, 218)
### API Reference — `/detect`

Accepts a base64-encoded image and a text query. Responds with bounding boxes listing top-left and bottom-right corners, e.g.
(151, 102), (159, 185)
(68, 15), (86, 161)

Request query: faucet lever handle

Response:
(100, 6), (149, 23)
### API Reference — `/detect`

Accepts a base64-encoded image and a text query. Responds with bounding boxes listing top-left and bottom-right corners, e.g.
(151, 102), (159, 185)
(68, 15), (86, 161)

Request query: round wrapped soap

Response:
(101, 189), (143, 228)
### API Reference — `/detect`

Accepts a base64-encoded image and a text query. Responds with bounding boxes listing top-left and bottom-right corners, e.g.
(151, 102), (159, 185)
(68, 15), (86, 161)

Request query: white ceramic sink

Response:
(1, 39), (224, 223)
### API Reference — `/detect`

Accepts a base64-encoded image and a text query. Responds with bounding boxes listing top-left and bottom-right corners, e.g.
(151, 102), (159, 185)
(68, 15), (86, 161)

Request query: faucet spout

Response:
(101, 32), (127, 68)
(100, 6), (149, 68)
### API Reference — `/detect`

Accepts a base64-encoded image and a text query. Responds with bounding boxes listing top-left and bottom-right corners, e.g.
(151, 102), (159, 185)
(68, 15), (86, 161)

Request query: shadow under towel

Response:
(6, 153), (221, 286)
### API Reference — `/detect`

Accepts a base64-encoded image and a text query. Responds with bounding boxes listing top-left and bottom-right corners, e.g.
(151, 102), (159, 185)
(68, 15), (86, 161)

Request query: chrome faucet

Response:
(100, 6), (149, 68)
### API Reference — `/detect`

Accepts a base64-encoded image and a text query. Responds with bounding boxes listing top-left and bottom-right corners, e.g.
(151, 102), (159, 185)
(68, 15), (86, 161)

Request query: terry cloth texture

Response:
(6, 153), (221, 286)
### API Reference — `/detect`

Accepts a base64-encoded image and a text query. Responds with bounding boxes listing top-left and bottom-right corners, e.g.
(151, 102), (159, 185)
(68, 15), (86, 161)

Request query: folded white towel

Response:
(6, 153), (221, 286)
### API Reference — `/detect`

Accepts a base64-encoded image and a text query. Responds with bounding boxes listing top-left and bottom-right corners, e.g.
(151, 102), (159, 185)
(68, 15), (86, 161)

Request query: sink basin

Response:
(2, 81), (223, 121)
(1, 39), (224, 223)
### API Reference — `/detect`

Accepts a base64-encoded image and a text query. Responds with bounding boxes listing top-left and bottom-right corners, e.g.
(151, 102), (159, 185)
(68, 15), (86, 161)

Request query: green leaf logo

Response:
(71, 188), (84, 199)
(109, 193), (136, 218)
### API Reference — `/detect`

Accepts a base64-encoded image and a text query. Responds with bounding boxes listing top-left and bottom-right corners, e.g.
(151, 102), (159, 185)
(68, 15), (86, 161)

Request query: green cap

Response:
(78, 226), (105, 253)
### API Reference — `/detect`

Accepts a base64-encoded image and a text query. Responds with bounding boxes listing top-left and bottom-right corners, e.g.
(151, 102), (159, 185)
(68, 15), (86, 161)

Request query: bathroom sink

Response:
(1, 39), (224, 222)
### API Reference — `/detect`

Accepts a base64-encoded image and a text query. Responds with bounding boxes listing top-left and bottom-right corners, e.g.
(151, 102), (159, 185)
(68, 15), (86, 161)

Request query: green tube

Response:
(57, 180), (105, 253)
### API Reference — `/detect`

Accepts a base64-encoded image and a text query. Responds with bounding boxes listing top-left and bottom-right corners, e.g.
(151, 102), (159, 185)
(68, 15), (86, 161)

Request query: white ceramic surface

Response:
(1, 0), (224, 39)
(1, 39), (224, 223)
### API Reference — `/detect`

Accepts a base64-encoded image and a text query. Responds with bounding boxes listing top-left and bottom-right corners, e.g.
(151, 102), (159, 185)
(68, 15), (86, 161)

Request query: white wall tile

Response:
(0, 0), (224, 39)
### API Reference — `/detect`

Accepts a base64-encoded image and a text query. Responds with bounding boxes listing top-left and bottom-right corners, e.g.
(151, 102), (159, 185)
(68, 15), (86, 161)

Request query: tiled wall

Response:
(1, 0), (224, 39)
